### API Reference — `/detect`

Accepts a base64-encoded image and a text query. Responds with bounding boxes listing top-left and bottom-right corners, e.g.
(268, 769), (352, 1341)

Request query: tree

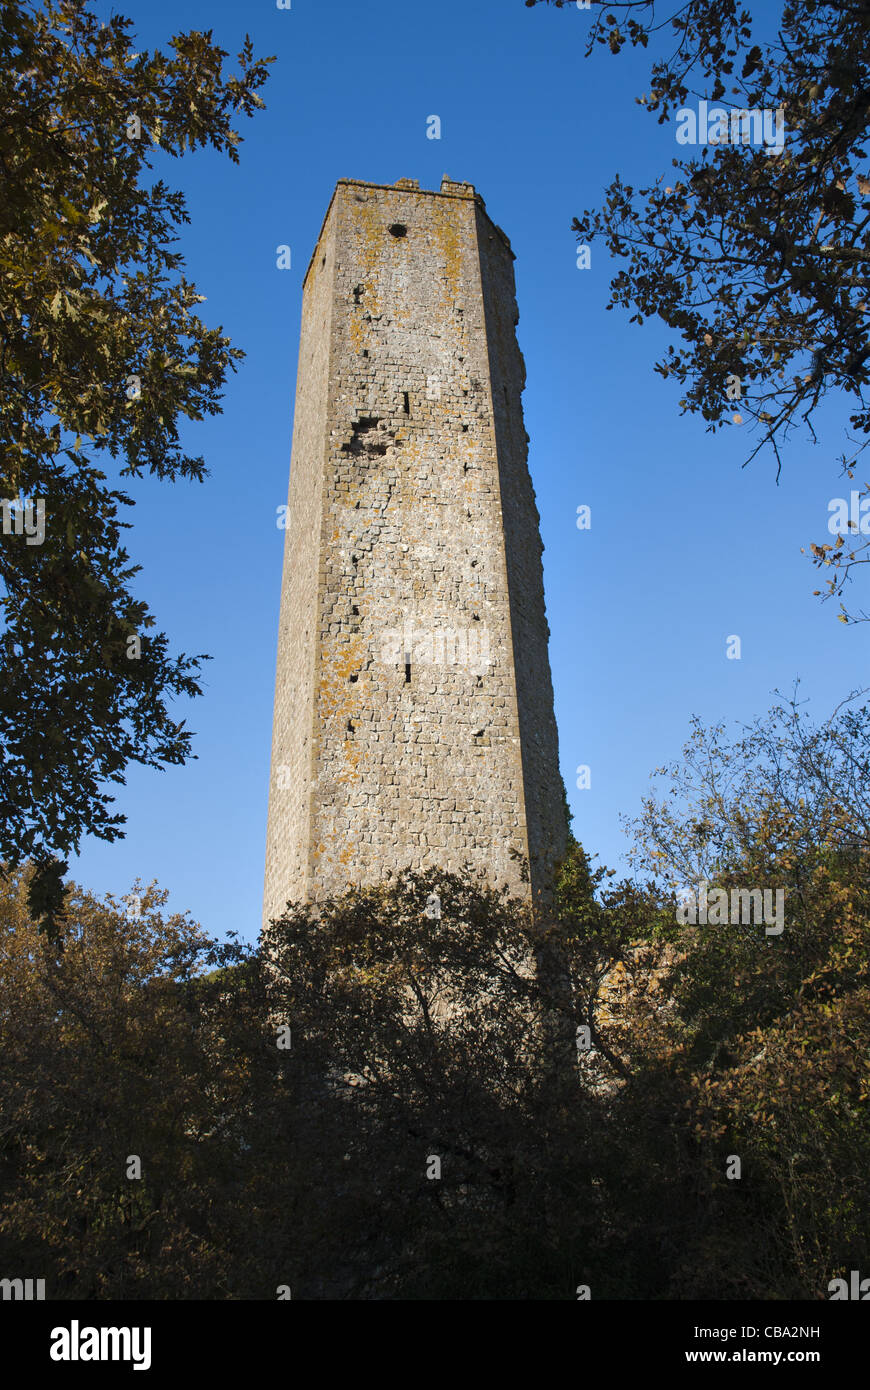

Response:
(0, 866), (283, 1297)
(527, 0), (870, 621)
(262, 862), (688, 1297)
(622, 690), (870, 1295)
(259, 707), (869, 1299)
(0, 861), (624, 1299)
(3, 805), (865, 1298)
(264, 867), (585, 1296)
(0, 1), (272, 928)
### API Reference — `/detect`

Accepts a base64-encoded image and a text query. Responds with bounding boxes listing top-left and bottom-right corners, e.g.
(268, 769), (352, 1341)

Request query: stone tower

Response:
(263, 176), (566, 926)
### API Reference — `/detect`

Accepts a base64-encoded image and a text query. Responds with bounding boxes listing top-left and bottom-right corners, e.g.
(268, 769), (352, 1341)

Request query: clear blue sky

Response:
(72, 0), (866, 944)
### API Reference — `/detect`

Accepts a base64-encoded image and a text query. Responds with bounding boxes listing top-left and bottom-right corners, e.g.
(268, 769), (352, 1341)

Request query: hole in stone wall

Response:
(353, 284), (364, 304)
(352, 605), (359, 616)
(362, 349), (369, 358)
(389, 223), (408, 238)
(475, 675), (483, 688)
(404, 653), (411, 684)
(349, 674), (358, 683)
(346, 719), (355, 734)
(461, 424), (469, 432)
(341, 415), (389, 457)
(321, 255), (326, 268)
(402, 391), (410, 414)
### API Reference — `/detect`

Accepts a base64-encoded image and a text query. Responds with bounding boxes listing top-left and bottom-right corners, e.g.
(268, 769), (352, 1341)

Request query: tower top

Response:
(302, 177), (512, 288)
(341, 175), (478, 198)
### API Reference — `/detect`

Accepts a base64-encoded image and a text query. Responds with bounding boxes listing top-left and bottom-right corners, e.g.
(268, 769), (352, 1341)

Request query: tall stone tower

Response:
(263, 176), (566, 926)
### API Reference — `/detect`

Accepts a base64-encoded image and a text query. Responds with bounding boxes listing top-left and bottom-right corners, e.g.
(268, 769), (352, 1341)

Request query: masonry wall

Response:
(474, 202), (568, 892)
(262, 200), (337, 915)
(263, 177), (567, 927)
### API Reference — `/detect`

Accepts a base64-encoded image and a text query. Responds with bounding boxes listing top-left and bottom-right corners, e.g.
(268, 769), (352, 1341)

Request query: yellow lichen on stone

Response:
(348, 200), (383, 355)
(434, 206), (463, 298)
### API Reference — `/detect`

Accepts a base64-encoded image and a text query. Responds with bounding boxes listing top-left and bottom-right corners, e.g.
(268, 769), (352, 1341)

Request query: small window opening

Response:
(353, 284), (364, 304)
(404, 652), (411, 684)
(461, 423), (469, 432)
(346, 719), (354, 733)
(321, 255), (326, 268)
(389, 223), (408, 238)
(402, 391), (410, 414)
(362, 349), (369, 358)
(352, 605), (359, 616)
(349, 674), (358, 683)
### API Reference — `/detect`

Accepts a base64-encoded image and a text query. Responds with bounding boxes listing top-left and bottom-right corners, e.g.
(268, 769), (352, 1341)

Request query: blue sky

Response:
(71, 0), (866, 944)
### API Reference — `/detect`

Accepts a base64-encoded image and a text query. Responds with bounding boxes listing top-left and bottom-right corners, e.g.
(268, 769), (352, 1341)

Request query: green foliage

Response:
(623, 690), (870, 1294)
(1, 693), (867, 1296)
(0, 1), (272, 927)
(528, 0), (870, 620)
(263, 868), (605, 1297)
(0, 867), (276, 1296)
